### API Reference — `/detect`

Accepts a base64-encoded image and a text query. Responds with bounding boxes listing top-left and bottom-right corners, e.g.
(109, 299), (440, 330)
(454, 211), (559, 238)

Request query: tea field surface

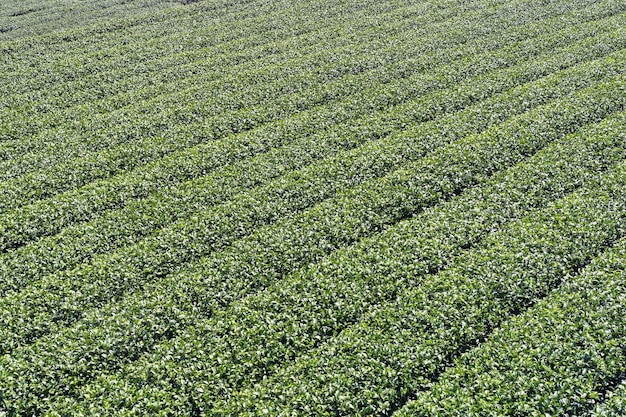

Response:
(1, 0), (626, 415)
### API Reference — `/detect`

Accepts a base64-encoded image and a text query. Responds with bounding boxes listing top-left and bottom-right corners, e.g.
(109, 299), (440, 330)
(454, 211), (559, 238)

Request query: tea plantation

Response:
(1, 0), (625, 415)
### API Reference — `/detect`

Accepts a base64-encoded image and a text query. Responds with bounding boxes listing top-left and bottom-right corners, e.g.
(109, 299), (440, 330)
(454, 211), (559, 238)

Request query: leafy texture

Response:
(1, 0), (625, 414)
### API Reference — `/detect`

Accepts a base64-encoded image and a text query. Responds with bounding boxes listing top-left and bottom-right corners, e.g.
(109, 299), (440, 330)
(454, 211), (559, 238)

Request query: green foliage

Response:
(1, 0), (626, 415)
(48, 110), (626, 416)
(3, 0), (617, 219)
(591, 382), (626, 417)
(398, 239), (626, 416)
(218, 154), (626, 416)
(3, 59), (625, 358)
(2, 22), (625, 297)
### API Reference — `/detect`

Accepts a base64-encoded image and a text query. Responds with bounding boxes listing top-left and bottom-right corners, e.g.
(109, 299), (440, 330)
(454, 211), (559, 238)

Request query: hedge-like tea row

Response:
(2, 29), (623, 298)
(0, 0), (420, 145)
(215, 146), (626, 416)
(3, 62), (624, 347)
(2, 0), (545, 100)
(0, 73), (624, 415)
(0, 0), (395, 78)
(1, 26), (623, 295)
(0, 4), (532, 211)
(13, 0), (593, 141)
(45, 109), (626, 416)
(0, 0), (182, 41)
(0, 0), (261, 50)
(0, 0), (470, 135)
(0, 0), (180, 41)
(1, 0), (593, 204)
(398, 238), (626, 416)
(2, 0), (625, 413)
(3, 0), (589, 122)
(0, 0), (508, 148)
(0, 0), (303, 89)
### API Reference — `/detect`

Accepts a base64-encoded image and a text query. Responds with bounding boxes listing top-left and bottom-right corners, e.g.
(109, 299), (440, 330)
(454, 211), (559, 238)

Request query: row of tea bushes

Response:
(1, 71), (624, 416)
(47, 109), (626, 416)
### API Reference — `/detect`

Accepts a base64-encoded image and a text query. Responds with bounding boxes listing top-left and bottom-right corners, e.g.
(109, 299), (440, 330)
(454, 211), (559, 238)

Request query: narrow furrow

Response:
(0, 0), (553, 184)
(216, 154), (626, 416)
(590, 381), (626, 416)
(0, 0), (278, 82)
(45, 109), (626, 416)
(0, 0), (473, 116)
(0, 21), (621, 292)
(0, 0), (183, 40)
(399, 235), (626, 416)
(0, 0), (439, 127)
(0, 37), (626, 294)
(0, 0), (511, 179)
(0, 75), (623, 414)
(0, 12), (622, 255)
